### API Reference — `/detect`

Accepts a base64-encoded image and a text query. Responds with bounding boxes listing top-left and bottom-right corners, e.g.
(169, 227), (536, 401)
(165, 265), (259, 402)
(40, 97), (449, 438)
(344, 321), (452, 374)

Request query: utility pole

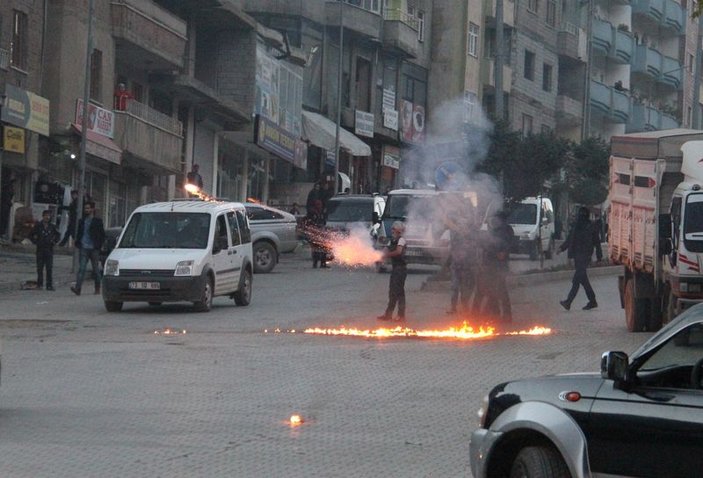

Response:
(75, 0), (95, 268)
(581, 0), (594, 140)
(333, 0), (344, 194)
(692, 14), (703, 129)
(495, 0), (504, 120)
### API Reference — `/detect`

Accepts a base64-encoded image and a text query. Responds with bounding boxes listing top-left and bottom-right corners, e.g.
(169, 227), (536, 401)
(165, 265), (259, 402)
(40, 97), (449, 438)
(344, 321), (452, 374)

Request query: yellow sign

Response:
(4, 126), (25, 154)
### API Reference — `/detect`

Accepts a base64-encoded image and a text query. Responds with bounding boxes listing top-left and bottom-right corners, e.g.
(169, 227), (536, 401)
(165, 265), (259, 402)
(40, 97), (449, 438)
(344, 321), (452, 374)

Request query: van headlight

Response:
(174, 260), (194, 276)
(104, 259), (120, 276)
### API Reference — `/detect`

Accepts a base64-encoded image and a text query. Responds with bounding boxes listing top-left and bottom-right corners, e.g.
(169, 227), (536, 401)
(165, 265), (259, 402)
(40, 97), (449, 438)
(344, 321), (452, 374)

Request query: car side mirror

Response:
(601, 351), (629, 384)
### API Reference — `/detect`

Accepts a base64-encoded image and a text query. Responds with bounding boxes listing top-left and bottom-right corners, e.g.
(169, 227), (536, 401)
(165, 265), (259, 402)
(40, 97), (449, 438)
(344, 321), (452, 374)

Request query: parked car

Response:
(469, 303), (703, 478)
(245, 203), (298, 273)
(325, 194), (386, 236)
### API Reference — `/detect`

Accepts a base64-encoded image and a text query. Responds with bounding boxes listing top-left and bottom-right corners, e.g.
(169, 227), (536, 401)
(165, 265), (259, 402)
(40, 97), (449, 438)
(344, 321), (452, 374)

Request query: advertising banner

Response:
(355, 110), (374, 138)
(255, 115), (307, 169)
(3, 126), (25, 154)
(382, 145), (400, 170)
(75, 99), (115, 138)
(1, 84), (50, 137)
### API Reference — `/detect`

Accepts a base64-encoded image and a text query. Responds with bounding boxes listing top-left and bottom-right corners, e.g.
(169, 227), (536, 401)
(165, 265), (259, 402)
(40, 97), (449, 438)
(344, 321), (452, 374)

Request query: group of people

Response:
(29, 195), (105, 296)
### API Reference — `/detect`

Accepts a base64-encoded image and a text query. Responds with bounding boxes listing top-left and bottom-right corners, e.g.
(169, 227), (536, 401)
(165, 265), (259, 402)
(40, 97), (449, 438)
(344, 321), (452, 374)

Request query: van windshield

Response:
(120, 212), (211, 249)
(508, 203), (537, 225)
(327, 200), (371, 222)
(384, 195), (435, 220)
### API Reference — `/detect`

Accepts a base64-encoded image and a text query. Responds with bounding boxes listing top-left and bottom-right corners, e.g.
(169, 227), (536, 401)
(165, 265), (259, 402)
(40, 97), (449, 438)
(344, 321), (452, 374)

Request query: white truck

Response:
(609, 129), (703, 332)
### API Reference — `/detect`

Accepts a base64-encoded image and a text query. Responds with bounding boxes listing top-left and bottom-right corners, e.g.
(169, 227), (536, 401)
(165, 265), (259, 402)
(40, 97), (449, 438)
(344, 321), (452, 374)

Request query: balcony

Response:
(592, 18), (612, 57)
(589, 79), (630, 123)
(557, 23), (586, 61)
(485, 0), (515, 28)
(659, 56), (683, 90)
(325, 1), (382, 40)
(632, 0), (665, 24)
(556, 94), (583, 127)
(661, 112), (679, 129)
(113, 100), (183, 174)
(383, 9), (419, 58)
(632, 44), (662, 79)
(611, 28), (634, 64)
(481, 59), (512, 93)
(111, 0), (188, 70)
(663, 0), (684, 33)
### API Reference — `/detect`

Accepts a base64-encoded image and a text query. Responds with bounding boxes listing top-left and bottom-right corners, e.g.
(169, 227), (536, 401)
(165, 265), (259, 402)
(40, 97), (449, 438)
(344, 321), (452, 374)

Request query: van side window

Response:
(227, 211), (241, 246)
(236, 210), (251, 243)
(215, 215), (229, 249)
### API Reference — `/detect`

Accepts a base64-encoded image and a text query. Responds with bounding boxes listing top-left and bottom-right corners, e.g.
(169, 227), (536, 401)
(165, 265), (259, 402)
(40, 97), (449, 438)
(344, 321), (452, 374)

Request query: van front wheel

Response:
(233, 268), (252, 306)
(193, 277), (213, 312)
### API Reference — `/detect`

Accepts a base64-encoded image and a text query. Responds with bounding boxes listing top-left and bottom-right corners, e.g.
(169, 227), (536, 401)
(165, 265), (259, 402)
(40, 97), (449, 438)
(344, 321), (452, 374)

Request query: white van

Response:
(102, 200), (253, 312)
(507, 196), (555, 260)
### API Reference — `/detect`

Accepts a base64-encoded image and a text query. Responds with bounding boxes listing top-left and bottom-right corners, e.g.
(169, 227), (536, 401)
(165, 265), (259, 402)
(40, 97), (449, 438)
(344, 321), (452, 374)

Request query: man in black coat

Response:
(70, 201), (105, 296)
(558, 206), (603, 310)
(29, 210), (61, 290)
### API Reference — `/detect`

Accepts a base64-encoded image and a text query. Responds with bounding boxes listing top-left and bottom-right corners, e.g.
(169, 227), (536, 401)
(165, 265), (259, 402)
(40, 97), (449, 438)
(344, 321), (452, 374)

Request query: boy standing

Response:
(377, 221), (407, 321)
(29, 210), (61, 290)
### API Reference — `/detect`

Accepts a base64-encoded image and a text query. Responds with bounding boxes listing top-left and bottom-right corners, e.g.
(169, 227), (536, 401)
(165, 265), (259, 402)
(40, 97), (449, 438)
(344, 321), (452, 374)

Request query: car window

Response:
(640, 323), (703, 372)
(246, 206), (283, 221)
(215, 214), (229, 249)
(327, 201), (372, 222)
(227, 211), (241, 246)
(236, 210), (251, 244)
(508, 203), (538, 225)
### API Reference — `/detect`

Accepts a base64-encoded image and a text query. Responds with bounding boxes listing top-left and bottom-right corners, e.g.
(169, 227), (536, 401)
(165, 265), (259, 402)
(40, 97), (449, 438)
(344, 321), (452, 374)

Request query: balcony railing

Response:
(383, 8), (418, 30)
(0, 48), (8, 70)
(121, 100), (182, 136)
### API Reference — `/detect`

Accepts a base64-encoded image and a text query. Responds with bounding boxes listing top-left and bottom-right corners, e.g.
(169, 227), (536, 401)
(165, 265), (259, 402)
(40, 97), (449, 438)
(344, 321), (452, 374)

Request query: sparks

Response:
(154, 328), (187, 335)
(289, 414), (303, 427)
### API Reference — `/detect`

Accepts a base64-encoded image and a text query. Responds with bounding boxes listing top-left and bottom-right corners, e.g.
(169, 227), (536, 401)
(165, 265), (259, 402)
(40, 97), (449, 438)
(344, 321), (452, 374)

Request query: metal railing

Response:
(383, 8), (419, 30)
(121, 100), (183, 136)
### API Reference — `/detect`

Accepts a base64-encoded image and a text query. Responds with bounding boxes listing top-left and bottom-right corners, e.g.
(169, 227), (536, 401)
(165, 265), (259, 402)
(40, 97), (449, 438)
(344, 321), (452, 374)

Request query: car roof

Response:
(133, 200), (245, 214)
(329, 194), (379, 202)
(387, 189), (437, 196)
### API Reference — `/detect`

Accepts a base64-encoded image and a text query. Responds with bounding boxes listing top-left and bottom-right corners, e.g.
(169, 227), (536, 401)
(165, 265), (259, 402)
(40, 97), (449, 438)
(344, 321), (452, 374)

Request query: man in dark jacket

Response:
(70, 201), (105, 296)
(478, 211), (514, 323)
(558, 206), (603, 310)
(29, 210), (61, 290)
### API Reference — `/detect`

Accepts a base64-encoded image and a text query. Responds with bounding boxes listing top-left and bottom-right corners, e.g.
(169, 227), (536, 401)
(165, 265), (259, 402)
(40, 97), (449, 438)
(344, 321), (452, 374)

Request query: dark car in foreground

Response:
(470, 303), (703, 478)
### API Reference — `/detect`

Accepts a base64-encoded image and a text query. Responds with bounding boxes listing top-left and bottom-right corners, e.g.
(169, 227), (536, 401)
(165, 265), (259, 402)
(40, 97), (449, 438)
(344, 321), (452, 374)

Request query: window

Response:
(10, 10), (27, 70)
(524, 50), (535, 81)
(417, 10), (425, 42)
(468, 23), (479, 57)
(90, 49), (102, 101)
(227, 212), (242, 246)
(528, 0), (539, 13)
(546, 0), (556, 26)
(522, 114), (533, 136)
(344, 0), (380, 13)
(542, 63), (553, 91)
(356, 57), (372, 112)
(463, 91), (477, 123)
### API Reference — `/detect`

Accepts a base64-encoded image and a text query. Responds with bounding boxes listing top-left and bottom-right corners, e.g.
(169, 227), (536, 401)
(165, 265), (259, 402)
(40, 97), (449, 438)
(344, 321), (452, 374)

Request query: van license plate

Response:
(129, 281), (160, 290)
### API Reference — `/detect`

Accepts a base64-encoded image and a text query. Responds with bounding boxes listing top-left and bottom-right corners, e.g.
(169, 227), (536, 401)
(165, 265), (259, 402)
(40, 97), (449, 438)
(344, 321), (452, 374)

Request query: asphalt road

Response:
(0, 251), (646, 477)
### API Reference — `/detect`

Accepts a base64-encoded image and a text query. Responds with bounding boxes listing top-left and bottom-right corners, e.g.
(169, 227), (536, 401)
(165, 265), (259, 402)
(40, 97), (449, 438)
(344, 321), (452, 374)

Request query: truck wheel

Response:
(193, 277), (213, 312)
(624, 280), (647, 332)
(233, 268), (252, 306)
(509, 446), (570, 478)
(253, 241), (277, 273)
(104, 301), (123, 312)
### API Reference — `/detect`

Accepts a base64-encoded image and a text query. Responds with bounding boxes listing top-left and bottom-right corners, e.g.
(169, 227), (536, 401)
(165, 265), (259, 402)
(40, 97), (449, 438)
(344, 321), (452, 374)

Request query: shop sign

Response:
(255, 115), (307, 169)
(1, 84), (50, 137)
(400, 100), (426, 143)
(75, 99), (115, 138)
(355, 110), (374, 138)
(382, 145), (400, 170)
(3, 126), (25, 154)
(383, 109), (398, 131)
(382, 88), (396, 111)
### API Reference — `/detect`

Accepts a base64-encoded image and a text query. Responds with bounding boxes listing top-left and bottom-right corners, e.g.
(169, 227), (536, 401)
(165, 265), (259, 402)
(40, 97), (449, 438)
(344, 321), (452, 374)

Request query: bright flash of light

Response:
(246, 197), (263, 204)
(184, 184), (217, 202)
(302, 322), (551, 340)
(154, 328), (187, 335)
(289, 414), (303, 427)
(329, 233), (383, 267)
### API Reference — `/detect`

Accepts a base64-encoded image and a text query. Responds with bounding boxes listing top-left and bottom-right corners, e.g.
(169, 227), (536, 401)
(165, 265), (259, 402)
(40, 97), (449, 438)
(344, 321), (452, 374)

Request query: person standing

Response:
(558, 206), (603, 310)
(70, 201), (106, 296)
(59, 189), (79, 246)
(186, 163), (204, 189)
(443, 205), (479, 314)
(306, 182), (322, 212)
(29, 210), (60, 290)
(113, 82), (133, 111)
(305, 199), (329, 268)
(478, 212), (514, 323)
(377, 221), (407, 322)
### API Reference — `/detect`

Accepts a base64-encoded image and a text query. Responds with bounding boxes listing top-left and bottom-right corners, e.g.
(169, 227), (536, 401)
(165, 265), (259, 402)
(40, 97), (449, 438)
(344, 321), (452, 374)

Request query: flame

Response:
(246, 197), (263, 204)
(302, 321), (551, 340)
(289, 414), (303, 427)
(154, 328), (187, 335)
(184, 183), (217, 202)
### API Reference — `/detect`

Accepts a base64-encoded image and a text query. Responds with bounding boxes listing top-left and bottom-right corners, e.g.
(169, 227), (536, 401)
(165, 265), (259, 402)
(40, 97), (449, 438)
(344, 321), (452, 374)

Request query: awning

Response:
(302, 111), (371, 157)
(71, 124), (122, 165)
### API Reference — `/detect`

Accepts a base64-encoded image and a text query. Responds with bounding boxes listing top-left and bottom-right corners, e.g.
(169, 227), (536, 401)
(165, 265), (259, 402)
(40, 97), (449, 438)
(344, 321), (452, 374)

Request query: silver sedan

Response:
(245, 203), (299, 273)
